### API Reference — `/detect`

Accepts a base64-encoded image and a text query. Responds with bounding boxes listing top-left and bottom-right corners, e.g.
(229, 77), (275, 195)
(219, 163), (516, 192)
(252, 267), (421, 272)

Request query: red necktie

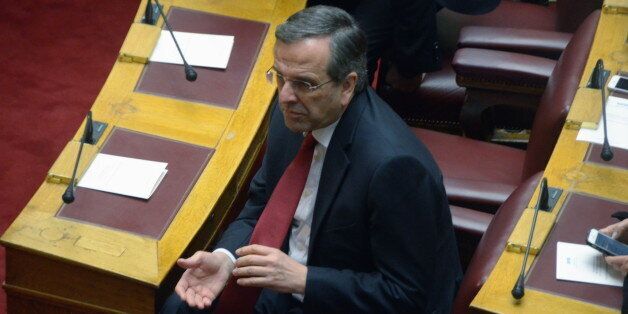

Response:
(216, 133), (317, 313)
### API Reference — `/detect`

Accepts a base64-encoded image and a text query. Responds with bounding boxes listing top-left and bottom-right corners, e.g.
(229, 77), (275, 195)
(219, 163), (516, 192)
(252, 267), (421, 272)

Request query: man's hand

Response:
(599, 219), (628, 243)
(599, 219), (628, 275)
(232, 244), (307, 294)
(175, 251), (234, 309)
(605, 255), (628, 275)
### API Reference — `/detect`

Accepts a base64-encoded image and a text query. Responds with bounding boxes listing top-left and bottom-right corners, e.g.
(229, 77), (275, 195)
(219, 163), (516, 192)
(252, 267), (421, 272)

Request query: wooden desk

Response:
(471, 3), (628, 313)
(0, 0), (304, 312)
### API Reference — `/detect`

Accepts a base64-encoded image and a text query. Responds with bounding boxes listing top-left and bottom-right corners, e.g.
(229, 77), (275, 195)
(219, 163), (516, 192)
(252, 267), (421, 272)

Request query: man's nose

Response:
(278, 81), (298, 104)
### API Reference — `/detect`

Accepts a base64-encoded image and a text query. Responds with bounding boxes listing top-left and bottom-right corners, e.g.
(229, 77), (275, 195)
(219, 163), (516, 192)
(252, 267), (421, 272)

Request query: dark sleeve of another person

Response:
(391, 0), (442, 77)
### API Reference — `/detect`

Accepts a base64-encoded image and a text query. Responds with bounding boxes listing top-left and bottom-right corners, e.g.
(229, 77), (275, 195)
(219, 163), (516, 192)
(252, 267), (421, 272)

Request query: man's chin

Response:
(284, 120), (310, 133)
(283, 115), (310, 133)
(286, 125), (310, 133)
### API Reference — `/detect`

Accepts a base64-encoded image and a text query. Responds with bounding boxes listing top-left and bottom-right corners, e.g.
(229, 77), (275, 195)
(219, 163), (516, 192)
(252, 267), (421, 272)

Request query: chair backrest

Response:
(556, 0), (603, 33)
(452, 171), (543, 313)
(437, 0), (558, 53)
(521, 10), (599, 180)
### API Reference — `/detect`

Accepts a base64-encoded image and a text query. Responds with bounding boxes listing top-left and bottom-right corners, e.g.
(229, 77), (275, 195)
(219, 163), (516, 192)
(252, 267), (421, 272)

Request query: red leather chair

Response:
(412, 10), (600, 212)
(451, 171), (543, 313)
(379, 0), (601, 134)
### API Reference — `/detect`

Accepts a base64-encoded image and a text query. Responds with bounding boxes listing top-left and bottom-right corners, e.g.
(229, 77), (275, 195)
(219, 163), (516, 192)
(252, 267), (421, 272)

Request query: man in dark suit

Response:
(164, 5), (461, 313)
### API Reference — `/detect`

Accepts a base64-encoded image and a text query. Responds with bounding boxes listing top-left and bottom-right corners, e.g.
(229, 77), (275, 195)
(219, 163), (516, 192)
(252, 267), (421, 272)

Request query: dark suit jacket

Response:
(216, 87), (462, 313)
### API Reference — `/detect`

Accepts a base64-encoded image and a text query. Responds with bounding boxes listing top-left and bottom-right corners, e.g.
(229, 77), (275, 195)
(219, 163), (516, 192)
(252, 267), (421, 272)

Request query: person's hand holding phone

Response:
(600, 219), (628, 275)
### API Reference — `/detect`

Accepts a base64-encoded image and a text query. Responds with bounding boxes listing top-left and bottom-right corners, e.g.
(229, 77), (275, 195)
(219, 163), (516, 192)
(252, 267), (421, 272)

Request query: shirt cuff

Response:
(213, 248), (236, 264)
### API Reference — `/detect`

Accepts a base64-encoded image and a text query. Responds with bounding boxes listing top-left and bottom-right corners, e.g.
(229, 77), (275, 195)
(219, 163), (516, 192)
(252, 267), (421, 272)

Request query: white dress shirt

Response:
(288, 121), (337, 301)
(214, 120), (339, 301)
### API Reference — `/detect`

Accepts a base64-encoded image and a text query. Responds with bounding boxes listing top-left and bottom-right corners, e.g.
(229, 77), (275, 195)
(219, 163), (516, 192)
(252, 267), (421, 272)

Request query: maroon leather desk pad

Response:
(526, 193), (628, 309)
(135, 7), (269, 109)
(585, 144), (628, 170)
(57, 128), (214, 239)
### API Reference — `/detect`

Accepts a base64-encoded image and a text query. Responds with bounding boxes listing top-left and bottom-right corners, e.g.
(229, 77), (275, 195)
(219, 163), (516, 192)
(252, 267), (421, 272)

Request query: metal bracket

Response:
(541, 186), (563, 212)
(141, 2), (162, 25)
(587, 68), (610, 89)
(88, 120), (108, 144)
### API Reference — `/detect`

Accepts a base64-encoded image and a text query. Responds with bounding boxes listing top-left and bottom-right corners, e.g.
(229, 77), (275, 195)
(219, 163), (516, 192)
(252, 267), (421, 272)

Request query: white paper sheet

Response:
(556, 242), (623, 287)
(150, 30), (234, 69)
(78, 153), (168, 199)
(577, 95), (628, 150)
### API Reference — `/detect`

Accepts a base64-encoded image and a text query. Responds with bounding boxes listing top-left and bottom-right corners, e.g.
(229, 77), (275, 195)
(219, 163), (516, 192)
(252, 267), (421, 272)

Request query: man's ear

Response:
(340, 72), (358, 106)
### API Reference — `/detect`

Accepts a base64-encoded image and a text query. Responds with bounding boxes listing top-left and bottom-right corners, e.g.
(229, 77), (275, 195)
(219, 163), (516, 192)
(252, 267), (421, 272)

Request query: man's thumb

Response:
(177, 251), (204, 269)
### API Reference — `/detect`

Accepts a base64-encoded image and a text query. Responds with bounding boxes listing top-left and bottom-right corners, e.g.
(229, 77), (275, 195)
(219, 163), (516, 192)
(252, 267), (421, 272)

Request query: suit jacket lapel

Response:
(308, 90), (368, 254)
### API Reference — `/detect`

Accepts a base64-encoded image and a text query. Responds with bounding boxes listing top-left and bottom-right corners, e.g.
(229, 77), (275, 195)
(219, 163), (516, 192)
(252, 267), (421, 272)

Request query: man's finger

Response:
(174, 278), (189, 299)
(177, 251), (204, 269)
(599, 226), (614, 236)
(235, 253), (269, 268)
(202, 296), (212, 308)
(194, 293), (205, 310)
(605, 255), (628, 273)
(237, 276), (268, 288)
(236, 244), (274, 257)
(233, 265), (270, 278)
(185, 288), (197, 308)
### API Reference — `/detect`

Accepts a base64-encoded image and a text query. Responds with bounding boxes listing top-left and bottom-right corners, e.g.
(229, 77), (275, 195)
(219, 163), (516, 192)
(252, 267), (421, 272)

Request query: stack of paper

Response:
(577, 95), (628, 150)
(78, 153), (168, 199)
(556, 242), (624, 287)
(150, 30), (234, 69)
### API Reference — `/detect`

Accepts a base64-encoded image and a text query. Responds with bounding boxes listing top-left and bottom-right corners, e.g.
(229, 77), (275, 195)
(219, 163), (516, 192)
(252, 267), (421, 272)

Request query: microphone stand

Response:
(62, 112), (93, 204)
(597, 60), (614, 161)
(153, 0), (198, 81)
(512, 178), (549, 299)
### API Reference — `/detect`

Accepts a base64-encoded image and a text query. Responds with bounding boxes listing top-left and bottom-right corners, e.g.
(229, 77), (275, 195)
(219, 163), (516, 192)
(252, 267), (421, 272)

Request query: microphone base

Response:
(85, 120), (108, 145)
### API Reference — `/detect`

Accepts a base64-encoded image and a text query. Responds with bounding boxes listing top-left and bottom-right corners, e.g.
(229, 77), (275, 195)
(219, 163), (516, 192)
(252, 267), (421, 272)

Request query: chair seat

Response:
(412, 128), (526, 211)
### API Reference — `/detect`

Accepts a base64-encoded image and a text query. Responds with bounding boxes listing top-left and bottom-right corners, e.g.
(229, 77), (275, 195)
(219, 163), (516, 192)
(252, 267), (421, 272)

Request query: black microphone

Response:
(597, 60), (613, 161)
(84, 110), (94, 144)
(512, 177), (548, 299)
(143, 0), (155, 25)
(153, 0), (197, 82)
(62, 112), (93, 204)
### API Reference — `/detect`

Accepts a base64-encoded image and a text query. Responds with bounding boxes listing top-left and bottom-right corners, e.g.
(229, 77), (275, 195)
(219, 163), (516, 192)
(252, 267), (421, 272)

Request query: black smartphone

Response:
(587, 229), (628, 256)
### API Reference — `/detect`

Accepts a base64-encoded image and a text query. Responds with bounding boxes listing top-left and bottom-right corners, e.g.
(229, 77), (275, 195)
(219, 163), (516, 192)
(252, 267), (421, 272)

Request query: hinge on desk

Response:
(46, 173), (73, 185)
(603, 2), (628, 15)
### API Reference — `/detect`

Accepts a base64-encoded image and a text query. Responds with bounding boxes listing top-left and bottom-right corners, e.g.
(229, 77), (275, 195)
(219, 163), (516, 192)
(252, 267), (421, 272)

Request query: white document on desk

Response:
(150, 30), (234, 69)
(78, 153), (168, 199)
(576, 95), (628, 150)
(556, 242), (623, 287)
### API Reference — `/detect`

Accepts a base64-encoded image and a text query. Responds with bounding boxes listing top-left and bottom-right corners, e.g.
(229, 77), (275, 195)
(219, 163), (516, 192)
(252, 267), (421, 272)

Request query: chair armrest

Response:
(445, 177), (517, 213)
(458, 26), (572, 59)
(453, 48), (556, 95)
(450, 205), (493, 238)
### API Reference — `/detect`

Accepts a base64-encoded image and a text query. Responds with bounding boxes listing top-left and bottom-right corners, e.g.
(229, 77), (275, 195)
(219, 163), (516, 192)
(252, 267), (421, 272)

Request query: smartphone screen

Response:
(587, 229), (628, 256)
(616, 77), (628, 91)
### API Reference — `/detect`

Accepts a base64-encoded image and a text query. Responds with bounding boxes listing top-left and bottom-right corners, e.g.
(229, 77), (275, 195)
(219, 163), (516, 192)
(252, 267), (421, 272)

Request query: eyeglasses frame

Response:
(265, 66), (335, 94)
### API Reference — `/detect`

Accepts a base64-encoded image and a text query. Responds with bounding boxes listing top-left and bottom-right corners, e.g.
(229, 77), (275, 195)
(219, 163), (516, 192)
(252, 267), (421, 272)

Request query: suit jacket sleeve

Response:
(214, 102), (299, 256)
(213, 152), (270, 256)
(303, 155), (447, 313)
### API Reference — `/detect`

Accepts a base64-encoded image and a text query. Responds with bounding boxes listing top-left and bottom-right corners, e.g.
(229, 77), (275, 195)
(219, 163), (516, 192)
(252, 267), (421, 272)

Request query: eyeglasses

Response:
(266, 67), (334, 95)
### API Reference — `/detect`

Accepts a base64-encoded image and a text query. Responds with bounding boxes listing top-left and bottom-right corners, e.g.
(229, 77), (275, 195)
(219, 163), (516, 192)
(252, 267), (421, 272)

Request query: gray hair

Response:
(275, 5), (368, 93)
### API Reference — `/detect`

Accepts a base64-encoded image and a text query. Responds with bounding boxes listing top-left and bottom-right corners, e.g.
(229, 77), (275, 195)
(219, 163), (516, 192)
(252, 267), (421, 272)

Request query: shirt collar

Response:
(309, 119), (339, 149)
